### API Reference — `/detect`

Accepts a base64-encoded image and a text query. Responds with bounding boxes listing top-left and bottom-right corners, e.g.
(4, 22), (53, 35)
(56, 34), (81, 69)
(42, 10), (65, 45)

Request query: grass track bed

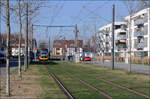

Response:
(60, 62), (150, 96)
(46, 62), (149, 99)
(49, 67), (107, 99)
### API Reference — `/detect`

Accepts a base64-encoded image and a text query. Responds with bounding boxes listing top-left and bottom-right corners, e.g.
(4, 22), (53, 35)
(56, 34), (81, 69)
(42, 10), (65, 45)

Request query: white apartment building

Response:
(125, 8), (150, 57)
(97, 22), (127, 57)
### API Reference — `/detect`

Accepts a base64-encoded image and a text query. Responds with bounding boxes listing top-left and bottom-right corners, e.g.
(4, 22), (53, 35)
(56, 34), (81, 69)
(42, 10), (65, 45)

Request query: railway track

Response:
(45, 62), (150, 99)
(45, 66), (75, 99)
(46, 65), (113, 99)
(80, 63), (149, 88)
(62, 70), (113, 99)
(61, 65), (150, 99)
(91, 73), (149, 87)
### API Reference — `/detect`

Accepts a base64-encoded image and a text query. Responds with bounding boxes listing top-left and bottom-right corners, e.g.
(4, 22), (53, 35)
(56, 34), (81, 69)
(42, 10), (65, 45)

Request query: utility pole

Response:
(75, 24), (78, 52)
(129, 14), (132, 72)
(18, 0), (22, 77)
(49, 36), (50, 58)
(31, 24), (33, 51)
(94, 21), (97, 53)
(74, 24), (79, 63)
(6, 0), (10, 96)
(111, 4), (115, 70)
(0, 0), (1, 50)
(24, 2), (28, 71)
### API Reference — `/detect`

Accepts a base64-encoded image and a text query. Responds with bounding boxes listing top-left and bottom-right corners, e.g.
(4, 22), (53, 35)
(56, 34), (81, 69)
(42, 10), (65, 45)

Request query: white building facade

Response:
(97, 22), (127, 57)
(125, 8), (150, 57)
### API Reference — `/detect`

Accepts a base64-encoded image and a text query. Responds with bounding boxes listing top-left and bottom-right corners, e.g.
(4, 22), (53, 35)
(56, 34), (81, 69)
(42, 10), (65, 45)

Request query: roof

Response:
(0, 33), (33, 48)
(99, 22), (127, 31)
(53, 40), (83, 48)
(125, 8), (149, 20)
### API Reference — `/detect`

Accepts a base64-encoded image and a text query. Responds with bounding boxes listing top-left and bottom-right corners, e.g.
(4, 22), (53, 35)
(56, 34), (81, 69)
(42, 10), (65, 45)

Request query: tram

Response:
(39, 50), (49, 61)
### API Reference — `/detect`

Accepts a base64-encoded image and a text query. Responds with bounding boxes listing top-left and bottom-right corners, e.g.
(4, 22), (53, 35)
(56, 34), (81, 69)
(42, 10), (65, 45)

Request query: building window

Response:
(115, 25), (121, 29)
(56, 48), (60, 50)
(56, 52), (60, 55)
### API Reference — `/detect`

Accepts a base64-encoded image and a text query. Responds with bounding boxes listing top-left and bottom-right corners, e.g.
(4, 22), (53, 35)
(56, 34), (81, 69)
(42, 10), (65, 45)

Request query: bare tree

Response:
(124, 0), (145, 72)
(124, 0), (135, 72)
(140, 0), (150, 7)
(18, 0), (22, 77)
(91, 34), (97, 53)
(0, 1), (44, 96)
(6, 0), (10, 96)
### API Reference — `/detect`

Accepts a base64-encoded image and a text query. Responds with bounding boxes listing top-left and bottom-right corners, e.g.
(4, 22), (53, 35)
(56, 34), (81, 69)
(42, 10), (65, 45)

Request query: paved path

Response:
(87, 61), (150, 74)
(0, 58), (24, 79)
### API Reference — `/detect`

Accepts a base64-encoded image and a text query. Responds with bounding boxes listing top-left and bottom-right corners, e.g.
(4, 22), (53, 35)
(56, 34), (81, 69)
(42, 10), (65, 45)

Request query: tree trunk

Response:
(6, 0), (10, 96)
(24, 2), (28, 71)
(18, 0), (22, 77)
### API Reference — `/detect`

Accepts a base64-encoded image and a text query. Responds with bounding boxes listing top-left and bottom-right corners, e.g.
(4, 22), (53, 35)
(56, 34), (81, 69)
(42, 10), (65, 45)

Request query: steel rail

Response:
(68, 66), (150, 99)
(61, 70), (113, 99)
(45, 66), (75, 99)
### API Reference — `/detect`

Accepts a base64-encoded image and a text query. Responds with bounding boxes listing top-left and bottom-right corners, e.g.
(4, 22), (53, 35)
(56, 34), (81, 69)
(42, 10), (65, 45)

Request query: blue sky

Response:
(1, 0), (131, 46)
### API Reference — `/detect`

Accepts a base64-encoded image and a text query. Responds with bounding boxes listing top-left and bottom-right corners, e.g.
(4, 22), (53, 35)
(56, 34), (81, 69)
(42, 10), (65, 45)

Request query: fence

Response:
(94, 51), (150, 65)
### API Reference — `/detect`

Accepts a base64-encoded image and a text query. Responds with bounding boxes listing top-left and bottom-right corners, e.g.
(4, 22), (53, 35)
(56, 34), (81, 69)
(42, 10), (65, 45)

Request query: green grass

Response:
(134, 62), (150, 66)
(44, 61), (149, 99)
(65, 63), (150, 95)
(36, 65), (67, 99)
(49, 67), (107, 99)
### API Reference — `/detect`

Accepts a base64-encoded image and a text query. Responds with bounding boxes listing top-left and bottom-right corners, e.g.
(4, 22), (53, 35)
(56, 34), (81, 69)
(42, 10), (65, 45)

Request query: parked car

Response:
(11, 48), (24, 57)
(0, 50), (6, 63)
(84, 57), (91, 61)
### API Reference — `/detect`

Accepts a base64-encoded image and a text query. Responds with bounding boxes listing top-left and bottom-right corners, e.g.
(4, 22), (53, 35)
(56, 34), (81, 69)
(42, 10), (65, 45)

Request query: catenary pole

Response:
(111, 4), (115, 70)
(75, 24), (78, 52)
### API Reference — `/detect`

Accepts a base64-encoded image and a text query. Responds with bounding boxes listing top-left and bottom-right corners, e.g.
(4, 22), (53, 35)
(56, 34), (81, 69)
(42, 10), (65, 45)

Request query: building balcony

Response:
(116, 35), (126, 40)
(103, 30), (110, 35)
(134, 31), (145, 37)
(116, 47), (126, 51)
(116, 44), (126, 51)
(96, 38), (103, 43)
(115, 40), (126, 44)
(134, 43), (145, 50)
(134, 26), (148, 37)
(104, 38), (110, 42)
(119, 32), (126, 34)
(134, 18), (147, 26)
(115, 35), (126, 44)
(104, 47), (110, 51)
(120, 25), (127, 30)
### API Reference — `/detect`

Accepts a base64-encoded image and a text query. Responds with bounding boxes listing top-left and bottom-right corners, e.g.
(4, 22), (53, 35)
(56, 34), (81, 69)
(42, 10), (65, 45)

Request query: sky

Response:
(0, 0), (132, 47)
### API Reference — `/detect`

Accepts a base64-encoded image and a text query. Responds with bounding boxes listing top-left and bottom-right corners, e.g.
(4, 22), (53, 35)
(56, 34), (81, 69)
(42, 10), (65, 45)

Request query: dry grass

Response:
(0, 66), (42, 99)
(95, 56), (150, 64)
(0, 65), (67, 99)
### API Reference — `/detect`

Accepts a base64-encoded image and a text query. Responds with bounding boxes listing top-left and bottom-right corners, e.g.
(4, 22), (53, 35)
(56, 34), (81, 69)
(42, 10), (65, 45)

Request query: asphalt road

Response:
(87, 61), (150, 74)
(0, 58), (24, 79)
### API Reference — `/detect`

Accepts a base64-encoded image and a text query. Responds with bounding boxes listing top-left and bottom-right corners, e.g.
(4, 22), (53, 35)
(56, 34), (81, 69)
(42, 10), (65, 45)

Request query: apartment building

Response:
(97, 22), (127, 57)
(125, 8), (150, 57)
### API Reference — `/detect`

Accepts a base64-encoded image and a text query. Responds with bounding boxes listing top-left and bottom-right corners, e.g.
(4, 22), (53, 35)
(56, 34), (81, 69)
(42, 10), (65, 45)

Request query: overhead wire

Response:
(48, 1), (65, 26)
(73, 0), (110, 25)
(47, 1), (65, 48)
(70, 1), (92, 25)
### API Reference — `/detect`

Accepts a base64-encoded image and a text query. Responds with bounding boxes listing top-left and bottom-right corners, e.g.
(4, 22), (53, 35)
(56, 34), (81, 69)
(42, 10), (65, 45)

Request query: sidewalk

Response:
(88, 61), (150, 74)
